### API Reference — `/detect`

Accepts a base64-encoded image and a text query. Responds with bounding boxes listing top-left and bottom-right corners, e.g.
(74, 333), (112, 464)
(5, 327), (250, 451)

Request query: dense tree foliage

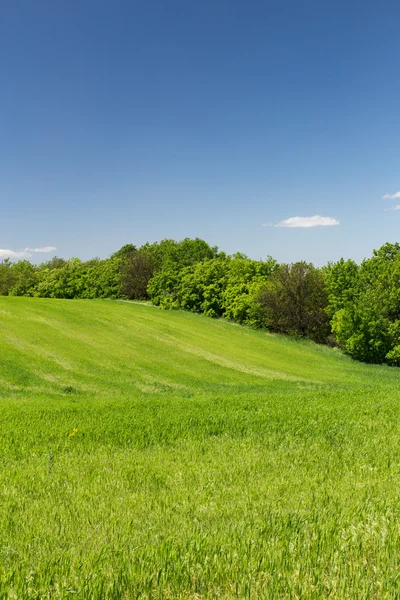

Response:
(257, 262), (329, 342)
(4, 238), (400, 365)
(328, 243), (400, 364)
(121, 251), (155, 300)
(148, 255), (276, 324)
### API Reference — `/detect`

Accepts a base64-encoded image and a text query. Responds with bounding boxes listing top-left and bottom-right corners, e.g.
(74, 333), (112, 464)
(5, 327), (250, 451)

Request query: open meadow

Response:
(1, 297), (400, 598)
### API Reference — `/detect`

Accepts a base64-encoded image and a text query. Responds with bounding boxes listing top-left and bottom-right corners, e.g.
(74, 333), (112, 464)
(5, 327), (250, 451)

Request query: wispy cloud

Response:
(0, 249), (31, 259)
(383, 192), (400, 200)
(0, 246), (57, 260)
(24, 246), (57, 253)
(264, 215), (339, 228)
(385, 204), (400, 212)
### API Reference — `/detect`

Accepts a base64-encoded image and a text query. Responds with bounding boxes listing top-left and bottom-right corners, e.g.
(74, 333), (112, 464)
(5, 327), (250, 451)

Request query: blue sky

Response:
(1, 0), (400, 265)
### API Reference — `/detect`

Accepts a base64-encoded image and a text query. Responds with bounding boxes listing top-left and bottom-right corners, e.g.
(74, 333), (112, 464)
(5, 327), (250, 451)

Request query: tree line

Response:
(2, 238), (400, 366)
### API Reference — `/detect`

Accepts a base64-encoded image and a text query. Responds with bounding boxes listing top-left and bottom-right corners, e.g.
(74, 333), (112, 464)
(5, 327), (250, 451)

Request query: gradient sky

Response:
(1, 0), (400, 265)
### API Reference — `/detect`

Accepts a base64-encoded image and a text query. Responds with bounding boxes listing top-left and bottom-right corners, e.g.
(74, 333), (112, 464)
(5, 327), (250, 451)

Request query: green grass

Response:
(2, 297), (400, 598)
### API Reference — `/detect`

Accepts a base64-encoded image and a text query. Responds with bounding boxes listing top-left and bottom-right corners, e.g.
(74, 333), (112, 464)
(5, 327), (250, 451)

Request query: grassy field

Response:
(2, 297), (400, 598)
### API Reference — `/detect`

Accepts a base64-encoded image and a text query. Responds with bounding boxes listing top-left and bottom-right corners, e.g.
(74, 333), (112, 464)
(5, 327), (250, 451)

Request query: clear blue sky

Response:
(1, 0), (400, 265)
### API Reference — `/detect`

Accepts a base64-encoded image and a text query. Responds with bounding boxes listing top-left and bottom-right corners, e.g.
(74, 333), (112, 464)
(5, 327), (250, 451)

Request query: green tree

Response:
(0, 259), (17, 295)
(329, 243), (400, 363)
(324, 258), (359, 320)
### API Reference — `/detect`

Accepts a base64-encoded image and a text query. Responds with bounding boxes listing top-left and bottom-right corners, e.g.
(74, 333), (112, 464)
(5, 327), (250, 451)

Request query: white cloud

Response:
(0, 249), (31, 259)
(24, 246), (57, 253)
(267, 215), (340, 228)
(385, 204), (400, 212)
(383, 192), (400, 200)
(0, 245), (56, 260)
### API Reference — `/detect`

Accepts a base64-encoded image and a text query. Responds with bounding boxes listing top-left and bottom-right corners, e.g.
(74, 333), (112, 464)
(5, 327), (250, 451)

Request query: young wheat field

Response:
(1, 297), (400, 599)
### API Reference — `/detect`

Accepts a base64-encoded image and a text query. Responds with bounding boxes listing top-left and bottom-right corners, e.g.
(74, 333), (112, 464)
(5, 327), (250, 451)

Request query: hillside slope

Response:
(1, 297), (400, 599)
(0, 296), (395, 399)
